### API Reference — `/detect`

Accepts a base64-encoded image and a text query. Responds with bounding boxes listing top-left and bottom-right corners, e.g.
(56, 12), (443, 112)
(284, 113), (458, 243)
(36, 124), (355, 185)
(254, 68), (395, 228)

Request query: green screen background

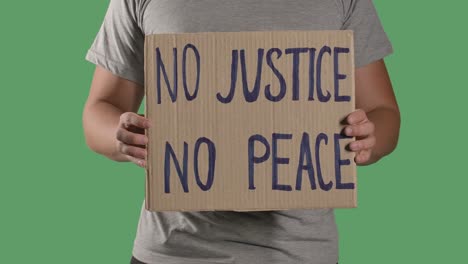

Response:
(0, 1), (466, 263)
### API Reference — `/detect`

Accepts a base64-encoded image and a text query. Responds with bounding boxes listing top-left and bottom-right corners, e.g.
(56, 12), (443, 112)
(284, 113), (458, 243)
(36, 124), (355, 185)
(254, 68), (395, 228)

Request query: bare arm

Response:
(82, 66), (149, 167)
(344, 59), (401, 165)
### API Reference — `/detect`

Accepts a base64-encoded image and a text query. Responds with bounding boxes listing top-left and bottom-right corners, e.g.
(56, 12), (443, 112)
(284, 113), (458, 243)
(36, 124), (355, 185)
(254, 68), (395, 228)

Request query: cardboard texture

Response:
(144, 30), (356, 211)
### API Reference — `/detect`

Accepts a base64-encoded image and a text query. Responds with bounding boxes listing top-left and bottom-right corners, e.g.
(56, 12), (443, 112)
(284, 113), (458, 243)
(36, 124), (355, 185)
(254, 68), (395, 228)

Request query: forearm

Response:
(361, 106), (400, 165)
(83, 100), (128, 162)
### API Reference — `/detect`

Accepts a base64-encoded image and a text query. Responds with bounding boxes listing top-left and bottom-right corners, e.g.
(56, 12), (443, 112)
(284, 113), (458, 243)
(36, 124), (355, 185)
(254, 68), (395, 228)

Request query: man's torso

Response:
(133, 1), (343, 263)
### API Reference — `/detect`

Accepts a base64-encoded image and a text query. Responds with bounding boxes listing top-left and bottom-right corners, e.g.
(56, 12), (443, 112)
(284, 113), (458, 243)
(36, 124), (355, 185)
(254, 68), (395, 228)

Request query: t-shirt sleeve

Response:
(340, 0), (393, 68)
(85, 0), (145, 86)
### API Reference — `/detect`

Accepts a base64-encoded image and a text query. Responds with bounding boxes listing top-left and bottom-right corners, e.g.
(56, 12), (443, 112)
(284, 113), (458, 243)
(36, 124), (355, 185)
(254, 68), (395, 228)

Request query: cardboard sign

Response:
(144, 30), (356, 211)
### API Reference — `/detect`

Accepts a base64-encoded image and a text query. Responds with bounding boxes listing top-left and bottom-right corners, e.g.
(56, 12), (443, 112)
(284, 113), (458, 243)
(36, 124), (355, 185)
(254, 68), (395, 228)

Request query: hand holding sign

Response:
(115, 112), (150, 168)
(344, 109), (376, 164)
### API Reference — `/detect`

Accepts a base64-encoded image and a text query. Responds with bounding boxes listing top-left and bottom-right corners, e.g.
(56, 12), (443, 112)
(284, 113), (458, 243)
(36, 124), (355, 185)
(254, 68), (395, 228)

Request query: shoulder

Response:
(109, 0), (153, 31)
(108, 0), (148, 16)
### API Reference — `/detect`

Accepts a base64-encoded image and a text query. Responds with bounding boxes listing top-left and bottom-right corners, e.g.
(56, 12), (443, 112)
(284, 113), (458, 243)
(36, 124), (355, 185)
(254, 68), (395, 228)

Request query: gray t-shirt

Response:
(85, 1), (392, 263)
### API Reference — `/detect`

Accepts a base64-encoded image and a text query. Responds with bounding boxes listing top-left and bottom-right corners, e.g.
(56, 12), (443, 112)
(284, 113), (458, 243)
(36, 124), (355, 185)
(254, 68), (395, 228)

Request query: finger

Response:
(117, 142), (147, 159)
(127, 125), (146, 135)
(349, 136), (376, 152)
(346, 109), (367, 125)
(355, 150), (371, 164)
(344, 121), (375, 137)
(129, 114), (150, 134)
(126, 155), (146, 168)
(116, 128), (148, 145)
(120, 112), (150, 129)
